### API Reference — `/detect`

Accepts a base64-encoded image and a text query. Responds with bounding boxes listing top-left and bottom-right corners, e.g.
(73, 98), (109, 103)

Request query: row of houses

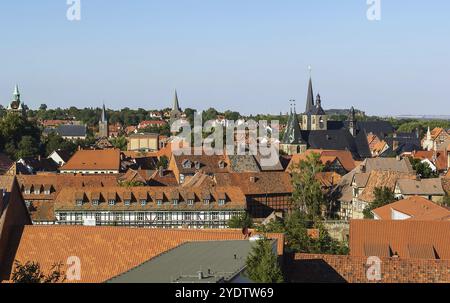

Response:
(1, 174), (449, 283)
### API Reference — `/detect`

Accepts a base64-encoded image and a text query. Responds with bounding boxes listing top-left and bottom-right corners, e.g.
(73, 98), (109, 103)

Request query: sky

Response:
(0, 0), (449, 116)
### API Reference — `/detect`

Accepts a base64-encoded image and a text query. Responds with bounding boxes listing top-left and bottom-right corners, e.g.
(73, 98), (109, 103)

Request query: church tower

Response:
(301, 75), (328, 131)
(98, 103), (109, 138)
(170, 90), (182, 125)
(7, 85), (26, 116)
(281, 101), (307, 155)
(348, 106), (357, 137)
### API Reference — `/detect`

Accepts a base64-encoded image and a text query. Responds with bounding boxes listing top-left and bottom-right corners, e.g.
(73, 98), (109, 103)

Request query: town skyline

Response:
(1, 1), (449, 116)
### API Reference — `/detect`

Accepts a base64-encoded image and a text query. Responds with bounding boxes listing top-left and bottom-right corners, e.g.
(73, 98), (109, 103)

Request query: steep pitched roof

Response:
(396, 178), (445, 196)
(214, 172), (293, 195)
(6, 226), (284, 283)
(362, 157), (415, 174)
(61, 149), (121, 171)
(372, 196), (450, 221)
(287, 149), (356, 173)
(55, 124), (87, 137)
(358, 171), (416, 203)
(349, 220), (450, 259)
(282, 110), (304, 145)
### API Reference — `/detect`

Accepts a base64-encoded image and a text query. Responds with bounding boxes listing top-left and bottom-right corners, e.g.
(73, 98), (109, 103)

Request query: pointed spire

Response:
(173, 90), (181, 112)
(13, 85), (20, 101)
(305, 75), (314, 114)
(101, 102), (107, 123)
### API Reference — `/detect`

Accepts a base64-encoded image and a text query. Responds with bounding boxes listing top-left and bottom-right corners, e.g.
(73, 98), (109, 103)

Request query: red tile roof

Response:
(61, 149), (121, 171)
(288, 149), (356, 173)
(6, 226), (284, 283)
(349, 220), (450, 259)
(372, 196), (450, 221)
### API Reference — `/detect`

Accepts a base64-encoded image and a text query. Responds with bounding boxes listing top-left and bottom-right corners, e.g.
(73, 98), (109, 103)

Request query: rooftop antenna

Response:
(308, 65), (312, 77)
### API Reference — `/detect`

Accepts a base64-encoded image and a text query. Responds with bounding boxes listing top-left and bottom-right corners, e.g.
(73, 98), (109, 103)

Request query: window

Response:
(92, 199), (99, 206)
(137, 212), (145, 221)
(108, 199), (116, 206)
(75, 213), (82, 221)
(140, 199), (147, 206)
(44, 190), (51, 195)
(187, 199), (194, 206)
(156, 213), (163, 221)
(173, 199), (178, 206)
(124, 200), (131, 206)
(25, 200), (32, 208)
(157, 200), (163, 206)
(95, 213), (101, 223)
(218, 199), (225, 206)
(76, 199), (83, 207)
(203, 199), (210, 205)
(59, 213), (67, 221)
(34, 188), (40, 195)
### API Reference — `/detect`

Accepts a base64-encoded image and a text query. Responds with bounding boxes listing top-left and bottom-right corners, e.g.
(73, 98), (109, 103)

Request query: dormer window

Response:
(34, 186), (41, 195)
(194, 161), (201, 169)
(24, 188), (31, 195)
(182, 160), (192, 169)
(124, 199), (131, 206)
(187, 199), (194, 206)
(218, 161), (225, 169)
(108, 199), (116, 206)
(157, 199), (162, 206)
(173, 199), (179, 206)
(25, 200), (31, 208)
(76, 199), (83, 207)
(92, 199), (99, 206)
(140, 199), (147, 206)
(218, 199), (225, 206)
(203, 199), (210, 205)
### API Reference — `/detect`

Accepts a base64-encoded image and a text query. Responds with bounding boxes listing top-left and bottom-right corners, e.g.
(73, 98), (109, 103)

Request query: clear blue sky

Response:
(1, 0), (449, 116)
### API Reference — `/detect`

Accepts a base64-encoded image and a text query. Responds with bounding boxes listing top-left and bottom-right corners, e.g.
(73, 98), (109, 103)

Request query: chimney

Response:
(393, 139), (399, 152)
(197, 271), (204, 280)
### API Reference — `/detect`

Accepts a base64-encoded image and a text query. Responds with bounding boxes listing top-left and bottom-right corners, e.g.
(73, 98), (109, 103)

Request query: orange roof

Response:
(6, 226), (284, 283)
(372, 196), (450, 221)
(412, 150), (448, 171)
(61, 149), (121, 171)
(430, 127), (445, 140)
(288, 149), (356, 173)
(315, 172), (342, 188)
(349, 220), (450, 259)
(357, 170), (416, 203)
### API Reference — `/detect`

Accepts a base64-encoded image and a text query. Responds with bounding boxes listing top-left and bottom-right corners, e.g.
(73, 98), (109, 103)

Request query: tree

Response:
(43, 132), (76, 156)
(363, 186), (396, 219)
(245, 237), (284, 283)
(259, 210), (349, 255)
(228, 213), (253, 229)
(11, 260), (65, 283)
(110, 136), (128, 151)
(39, 104), (48, 111)
(157, 155), (169, 169)
(410, 158), (438, 179)
(443, 194), (450, 207)
(291, 152), (326, 219)
(16, 136), (39, 159)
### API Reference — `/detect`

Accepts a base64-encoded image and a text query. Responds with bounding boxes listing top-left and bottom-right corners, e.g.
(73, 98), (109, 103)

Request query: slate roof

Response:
(282, 110), (305, 145)
(107, 240), (258, 283)
(300, 129), (371, 159)
(54, 125), (87, 137)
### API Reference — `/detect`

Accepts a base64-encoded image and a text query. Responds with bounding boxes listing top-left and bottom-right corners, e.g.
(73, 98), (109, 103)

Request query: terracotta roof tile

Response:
(372, 196), (450, 221)
(358, 171), (416, 203)
(7, 226), (284, 283)
(349, 220), (450, 259)
(61, 149), (121, 171)
(288, 149), (356, 173)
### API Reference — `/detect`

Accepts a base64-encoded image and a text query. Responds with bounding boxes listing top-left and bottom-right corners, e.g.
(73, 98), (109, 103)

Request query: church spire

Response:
(13, 85), (20, 101)
(173, 90), (181, 112)
(305, 72), (314, 114)
(101, 103), (107, 123)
